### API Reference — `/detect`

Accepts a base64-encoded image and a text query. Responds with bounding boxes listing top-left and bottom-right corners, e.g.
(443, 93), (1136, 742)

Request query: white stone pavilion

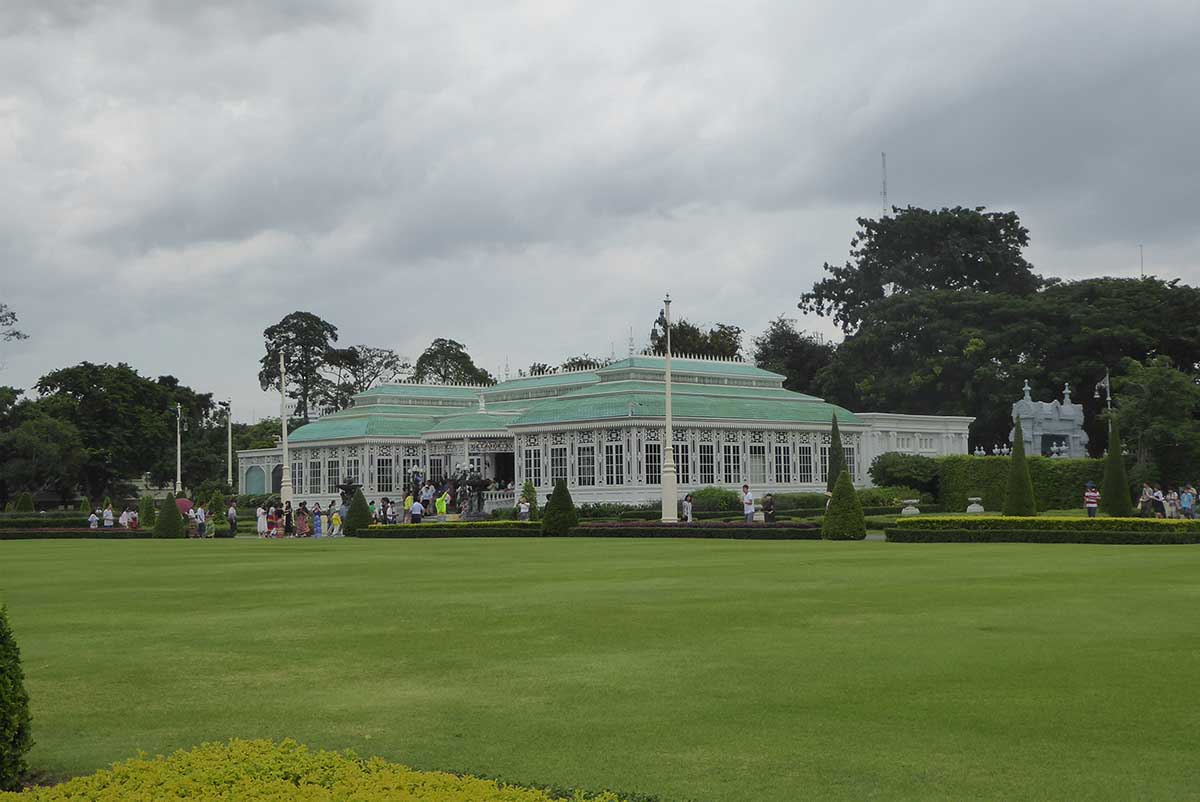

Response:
(237, 355), (973, 508)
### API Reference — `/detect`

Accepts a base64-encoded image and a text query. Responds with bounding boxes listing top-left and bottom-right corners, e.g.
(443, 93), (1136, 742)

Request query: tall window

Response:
(673, 443), (690, 484)
(722, 444), (741, 484)
(376, 457), (393, 493)
(699, 443), (715, 484)
(844, 446), (856, 481)
(401, 458), (420, 487)
(524, 448), (542, 486)
(797, 444), (813, 483)
(326, 459), (340, 493)
(577, 446), (596, 486)
(291, 461), (303, 492)
(604, 443), (624, 485)
(346, 457), (360, 486)
(550, 446), (567, 484)
(429, 456), (445, 482)
(774, 445), (791, 484)
(309, 460), (322, 494)
(644, 443), (662, 485)
(819, 445), (829, 483)
(748, 444), (767, 484)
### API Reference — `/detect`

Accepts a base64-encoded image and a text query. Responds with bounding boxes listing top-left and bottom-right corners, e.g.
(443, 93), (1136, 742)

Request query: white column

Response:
(174, 402), (182, 494)
(226, 398), (233, 486)
(661, 294), (678, 522)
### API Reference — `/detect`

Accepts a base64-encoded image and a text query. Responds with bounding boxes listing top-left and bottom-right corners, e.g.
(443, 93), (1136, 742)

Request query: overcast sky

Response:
(1, 0), (1197, 419)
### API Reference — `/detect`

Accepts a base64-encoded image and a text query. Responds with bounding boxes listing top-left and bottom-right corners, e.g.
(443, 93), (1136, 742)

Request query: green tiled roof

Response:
(342, 403), (478, 416)
(355, 384), (481, 400)
(485, 372), (600, 393)
(510, 391), (859, 427)
(561, 380), (822, 402)
(423, 412), (519, 434)
(598, 356), (784, 380)
(289, 415), (434, 442)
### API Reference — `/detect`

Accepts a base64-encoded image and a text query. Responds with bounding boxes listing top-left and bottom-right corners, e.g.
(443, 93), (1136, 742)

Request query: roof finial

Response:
(1022, 379), (1032, 402)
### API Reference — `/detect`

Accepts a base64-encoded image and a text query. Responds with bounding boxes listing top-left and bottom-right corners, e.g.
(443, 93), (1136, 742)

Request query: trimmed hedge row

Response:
(937, 455), (1107, 513)
(0, 516), (89, 529)
(889, 515), (1200, 532)
(0, 529), (153, 540)
(886, 528), (1200, 544)
(0, 739), (633, 801)
(356, 521), (821, 539)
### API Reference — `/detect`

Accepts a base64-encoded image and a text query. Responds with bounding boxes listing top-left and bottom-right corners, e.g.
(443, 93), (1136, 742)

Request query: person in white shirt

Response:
(87, 512), (99, 529)
(118, 508), (130, 528)
(681, 494), (694, 523)
(102, 506), (114, 528)
(410, 498), (424, 524)
(518, 499), (531, 521)
(741, 484), (755, 524)
(194, 506), (207, 537)
(256, 505), (267, 537)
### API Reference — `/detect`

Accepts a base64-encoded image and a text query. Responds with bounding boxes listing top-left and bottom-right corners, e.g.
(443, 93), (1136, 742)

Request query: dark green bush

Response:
(1002, 420), (1037, 516)
(868, 452), (940, 496)
(0, 529), (151, 540)
(541, 480), (578, 536)
(344, 489), (371, 535)
(855, 485), (927, 506)
(2, 503), (10, 513)
(353, 521), (820, 539)
(822, 469), (866, 540)
(138, 495), (157, 528)
(886, 527), (1200, 544)
(12, 493), (33, 513)
(0, 605), (33, 791)
(78, 496), (92, 513)
(890, 515), (1200, 532)
(0, 517), (87, 529)
(689, 486), (740, 511)
(153, 497), (185, 538)
(770, 492), (829, 509)
(826, 415), (846, 493)
(1101, 418), (1134, 517)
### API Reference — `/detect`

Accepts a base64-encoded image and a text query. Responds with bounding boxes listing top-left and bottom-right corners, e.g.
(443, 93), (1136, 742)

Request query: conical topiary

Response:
(13, 493), (33, 513)
(541, 480), (578, 536)
(153, 497), (185, 538)
(1100, 417), (1133, 517)
(78, 496), (92, 513)
(101, 496), (112, 510)
(822, 468), (866, 540)
(138, 495), (157, 528)
(1002, 418), (1037, 516)
(344, 488), (372, 535)
(207, 490), (226, 519)
(826, 415), (846, 493)
(0, 605), (33, 791)
(2, 502), (10, 513)
(521, 480), (539, 521)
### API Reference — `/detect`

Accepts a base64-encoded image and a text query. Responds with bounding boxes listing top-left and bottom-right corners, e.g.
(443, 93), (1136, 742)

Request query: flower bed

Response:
(0, 739), (630, 801)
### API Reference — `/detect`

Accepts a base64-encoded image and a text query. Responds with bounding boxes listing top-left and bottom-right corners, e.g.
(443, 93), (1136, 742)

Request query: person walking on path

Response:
(681, 494), (694, 523)
(741, 484), (755, 524)
(256, 505), (267, 537)
(330, 508), (343, 536)
(283, 501), (294, 536)
(1181, 485), (1196, 520)
(435, 491), (449, 522)
(195, 505), (207, 537)
(312, 503), (323, 537)
(226, 502), (238, 537)
(409, 497), (424, 524)
(1083, 482), (1101, 518)
(103, 504), (115, 528)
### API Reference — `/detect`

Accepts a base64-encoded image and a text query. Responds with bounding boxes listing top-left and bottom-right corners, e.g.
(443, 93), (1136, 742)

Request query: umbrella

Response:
(175, 498), (194, 514)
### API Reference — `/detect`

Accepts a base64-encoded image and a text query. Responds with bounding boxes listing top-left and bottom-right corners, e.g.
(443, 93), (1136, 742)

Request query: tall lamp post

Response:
(174, 402), (183, 494)
(279, 352), (294, 505)
(1094, 367), (1112, 411)
(659, 294), (678, 523)
(218, 398), (233, 487)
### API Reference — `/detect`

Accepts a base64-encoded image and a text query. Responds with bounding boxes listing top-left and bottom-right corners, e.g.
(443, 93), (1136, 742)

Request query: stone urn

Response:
(900, 499), (921, 516)
(966, 497), (985, 514)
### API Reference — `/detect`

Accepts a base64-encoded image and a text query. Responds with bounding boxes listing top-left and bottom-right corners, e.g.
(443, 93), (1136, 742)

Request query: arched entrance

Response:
(271, 465), (283, 494)
(244, 465), (267, 494)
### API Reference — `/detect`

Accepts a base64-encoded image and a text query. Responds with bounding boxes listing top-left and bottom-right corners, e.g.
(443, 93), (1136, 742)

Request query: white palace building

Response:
(237, 355), (973, 507)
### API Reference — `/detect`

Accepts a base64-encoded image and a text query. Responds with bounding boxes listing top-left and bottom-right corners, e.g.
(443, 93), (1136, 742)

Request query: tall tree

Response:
(649, 318), (742, 359)
(1112, 356), (1200, 484)
(258, 311), (340, 422)
(0, 417), (85, 504)
(752, 317), (835, 394)
(800, 206), (1043, 333)
(412, 339), (495, 385)
(321, 345), (410, 410)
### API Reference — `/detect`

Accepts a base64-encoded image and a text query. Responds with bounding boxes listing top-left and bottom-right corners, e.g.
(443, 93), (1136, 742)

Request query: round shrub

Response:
(153, 497), (185, 538)
(541, 479), (578, 536)
(0, 605), (33, 791)
(689, 486), (740, 511)
(822, 469), (866, 540)
(868, 452), (940, 496)
(343, 488), (371, 535)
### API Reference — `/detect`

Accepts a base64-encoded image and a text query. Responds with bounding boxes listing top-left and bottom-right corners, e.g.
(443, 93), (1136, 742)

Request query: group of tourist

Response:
(87, 504), (136, 529)
(1136, 482), (1197, 519)
(254, 500), (344, 538)
(372, 482), (453, 524)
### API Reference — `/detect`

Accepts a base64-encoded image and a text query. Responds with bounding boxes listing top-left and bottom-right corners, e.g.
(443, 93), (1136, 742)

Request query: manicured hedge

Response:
(0, 516), (88, 529)
(886, 528), (1200, 544)
(0, 529), (153, 540)
(356, 521), (821, 539)
(937, 455), (1108, 513)
(889, 515), (1200, 533)
(0, 739), (632, 801)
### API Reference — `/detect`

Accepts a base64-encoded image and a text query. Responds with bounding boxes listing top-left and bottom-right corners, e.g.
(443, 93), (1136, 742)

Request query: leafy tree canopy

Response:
(258, 311), (340, 422)
(412, 339), (495, 385)
(752, 317), (834, 394)
(800, 206), (1043, 333)
(1112, 356), (1200, 484)
(0, 416), (85, 502)
(320, 345), (411, 411)
(649, 319), (742, 359)
(0, 302), (28, 343)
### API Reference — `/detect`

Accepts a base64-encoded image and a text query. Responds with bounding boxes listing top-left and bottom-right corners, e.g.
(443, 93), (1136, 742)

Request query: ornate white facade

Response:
(238, 355), (973, 506)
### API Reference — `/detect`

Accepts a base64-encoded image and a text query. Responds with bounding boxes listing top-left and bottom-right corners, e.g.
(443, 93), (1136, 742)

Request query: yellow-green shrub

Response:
(0, 739), (627, 801)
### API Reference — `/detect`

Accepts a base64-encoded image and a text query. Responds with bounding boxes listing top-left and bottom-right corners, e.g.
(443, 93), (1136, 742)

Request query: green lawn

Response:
(2, 538), (1199, 801)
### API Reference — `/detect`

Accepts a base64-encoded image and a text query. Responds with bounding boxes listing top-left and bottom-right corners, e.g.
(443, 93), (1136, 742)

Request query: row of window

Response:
(289, 455), (433, 495)
(521, 443), (856, 487)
